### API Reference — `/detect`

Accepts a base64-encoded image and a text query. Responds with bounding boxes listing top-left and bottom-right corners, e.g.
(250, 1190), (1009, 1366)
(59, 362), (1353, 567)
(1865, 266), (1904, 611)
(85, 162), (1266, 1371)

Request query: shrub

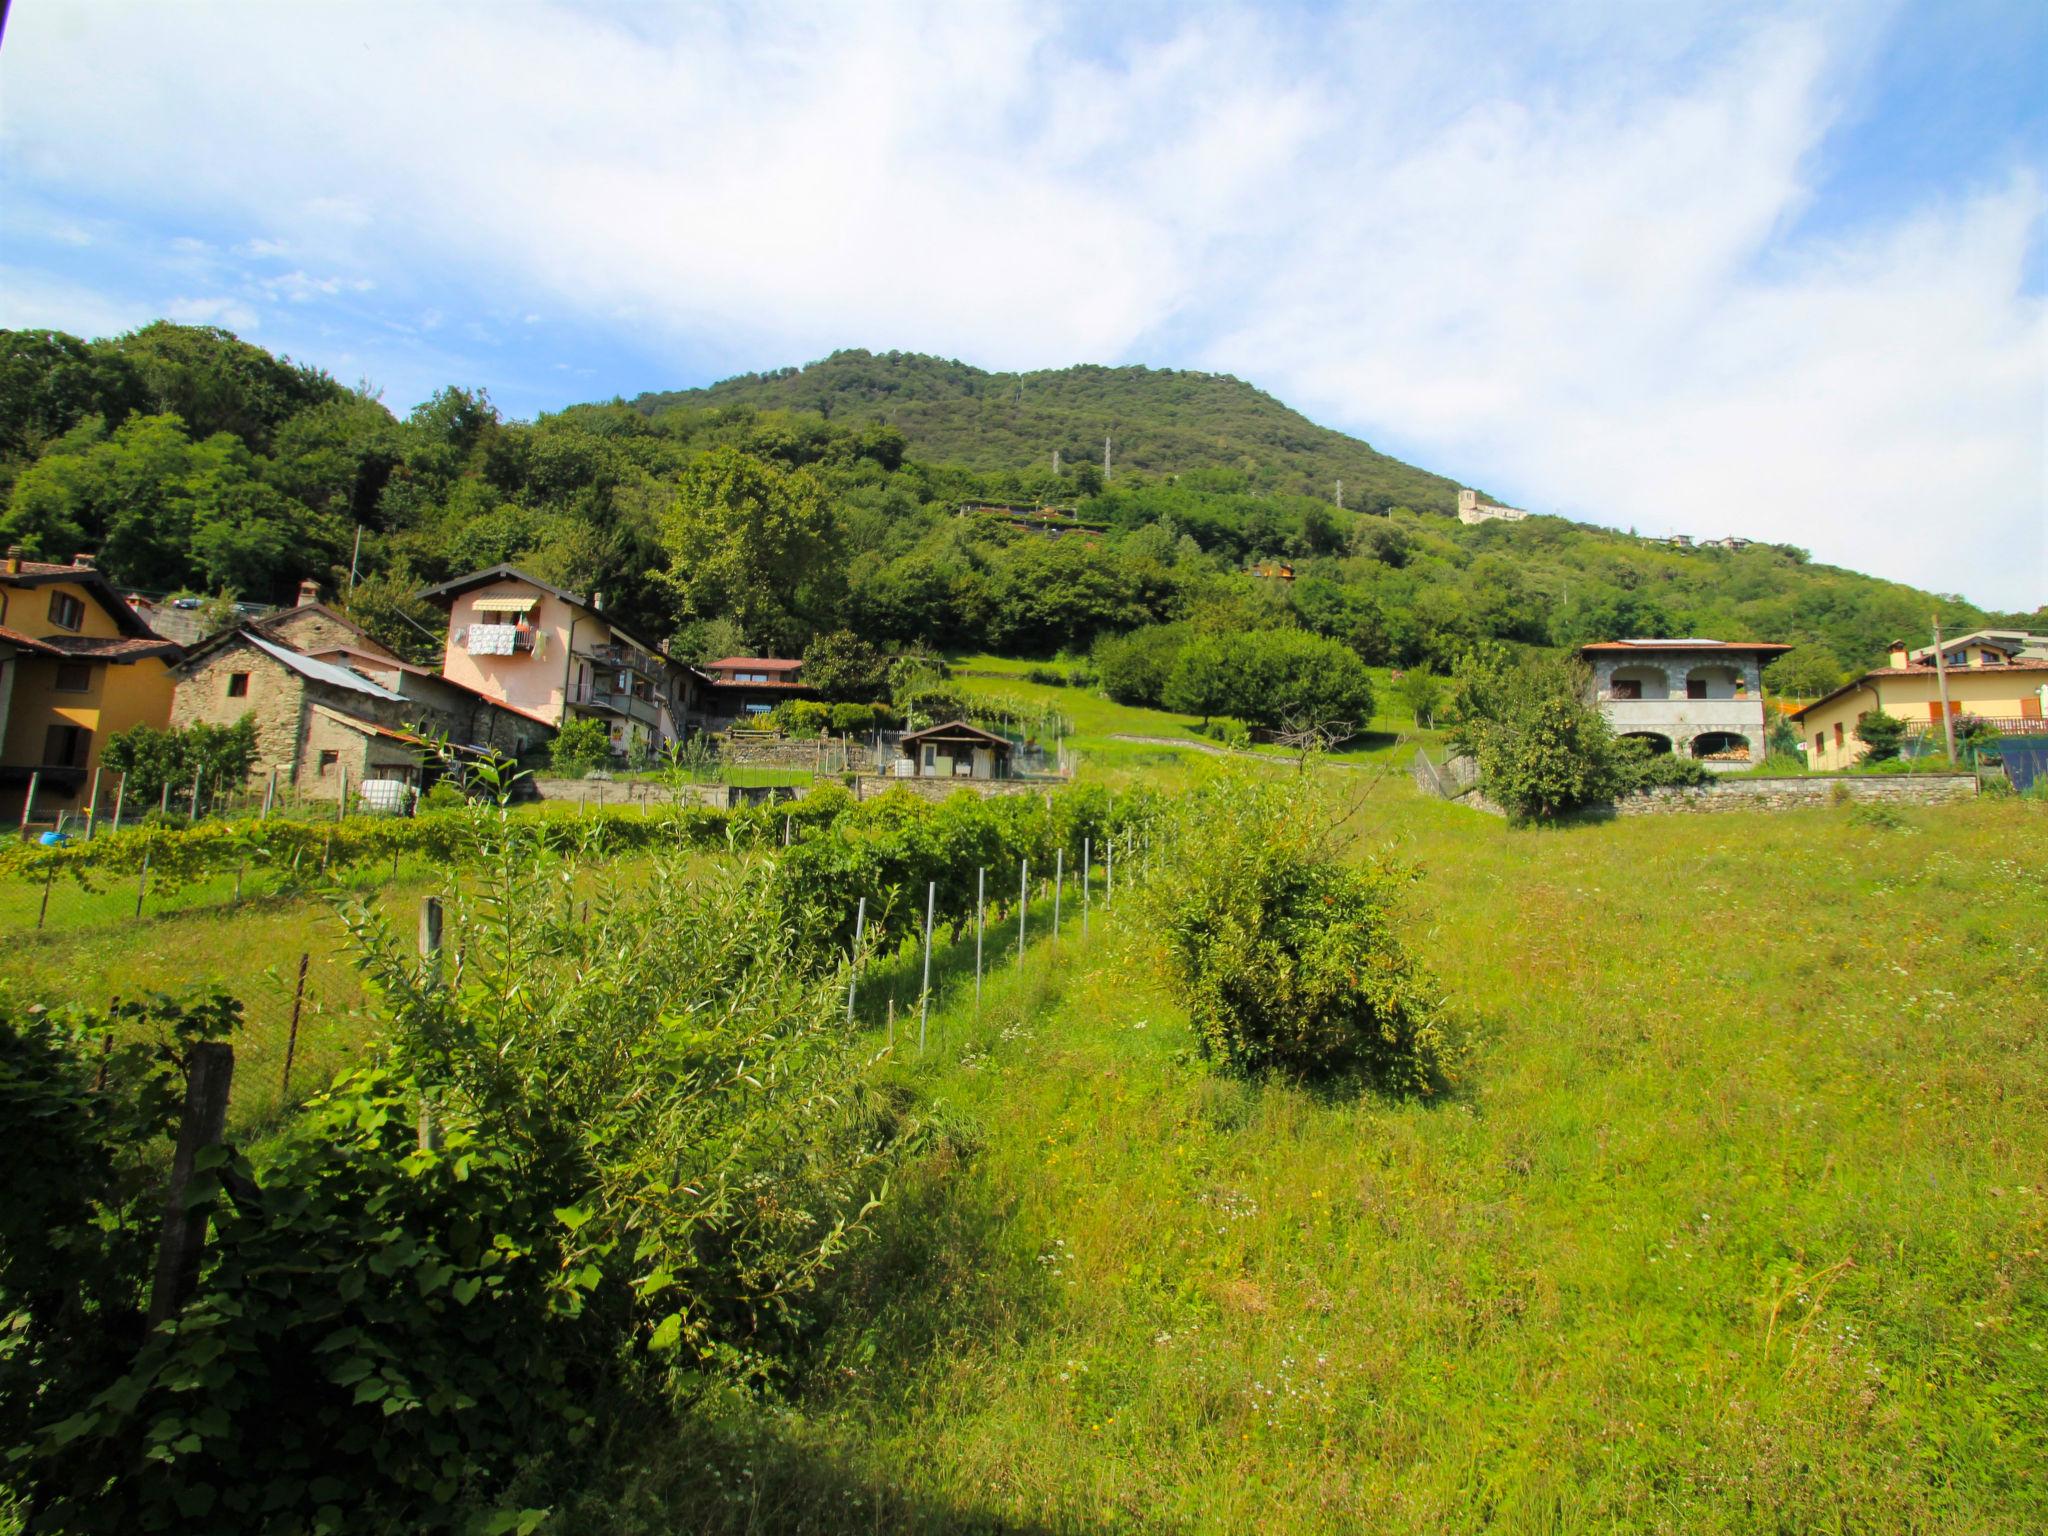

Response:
(1396, 670), (1443, 729)
(1024, 665), (1069, 687)
(102, 714), (259, 801)
(1449, 648), (1621, 820)
(1203, 718), (1253, 750)
(422, 779), (467, 809)
(1614, 737), (1713, 791)
(771, 699), (833, 737)
(1145, 774), (1460, 1091)
(1853, 709), (1906, 762)
(1093, 624), (1187, 707)
(549, 717), (612, 775)
(829, 702), (876, 735)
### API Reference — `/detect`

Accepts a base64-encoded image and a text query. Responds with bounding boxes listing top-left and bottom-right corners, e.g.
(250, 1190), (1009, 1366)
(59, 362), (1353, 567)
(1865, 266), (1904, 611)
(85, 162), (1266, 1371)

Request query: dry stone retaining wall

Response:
(1610, 774), (1978, 815)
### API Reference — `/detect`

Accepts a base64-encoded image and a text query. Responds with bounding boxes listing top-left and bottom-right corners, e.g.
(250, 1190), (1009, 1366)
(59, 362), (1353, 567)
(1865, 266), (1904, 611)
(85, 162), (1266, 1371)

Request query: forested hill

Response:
(1, 323), (2031, 695)
(632, 350), (1462, 514)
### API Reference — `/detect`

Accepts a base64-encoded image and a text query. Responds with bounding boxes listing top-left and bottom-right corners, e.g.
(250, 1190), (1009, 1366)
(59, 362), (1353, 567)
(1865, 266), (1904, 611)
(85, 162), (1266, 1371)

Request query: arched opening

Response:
(1684, 663), (1746, 701)
(1619, 731), (1674, 756)
(1608, 665), (1669, 701)
(1690, 731), (1752, 762)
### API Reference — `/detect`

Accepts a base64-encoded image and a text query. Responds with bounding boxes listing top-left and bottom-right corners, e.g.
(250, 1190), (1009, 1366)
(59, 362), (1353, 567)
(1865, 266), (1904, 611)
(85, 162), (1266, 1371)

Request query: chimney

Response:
(1888, 640), (1910, 669)
(297, 578), (322, 608)
(4, 546), (20, 575)
(72, 552), (94, 570)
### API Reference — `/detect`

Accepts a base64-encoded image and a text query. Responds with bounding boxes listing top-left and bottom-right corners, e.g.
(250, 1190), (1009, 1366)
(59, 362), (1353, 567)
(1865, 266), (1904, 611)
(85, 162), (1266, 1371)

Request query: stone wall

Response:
(1610, 773), (1979, 815)
(718, 736), (877, 770)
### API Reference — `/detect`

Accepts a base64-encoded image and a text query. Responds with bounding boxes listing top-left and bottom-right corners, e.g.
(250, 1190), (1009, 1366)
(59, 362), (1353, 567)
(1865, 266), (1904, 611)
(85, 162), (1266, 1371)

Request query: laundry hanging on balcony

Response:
(467, 623), (519, 656)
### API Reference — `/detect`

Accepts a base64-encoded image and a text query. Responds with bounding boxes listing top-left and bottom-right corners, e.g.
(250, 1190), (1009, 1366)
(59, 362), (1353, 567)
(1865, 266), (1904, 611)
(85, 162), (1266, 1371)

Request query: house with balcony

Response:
(1577, 639), (1791, 769)
(415, 565), (691, 758)
(692, 656), (816, 729)
(0, 548), (181, 823)
(1789, 636), (2048, 771)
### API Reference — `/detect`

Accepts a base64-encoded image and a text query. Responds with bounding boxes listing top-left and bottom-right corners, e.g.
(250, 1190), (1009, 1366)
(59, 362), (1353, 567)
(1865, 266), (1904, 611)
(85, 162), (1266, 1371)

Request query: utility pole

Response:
(347, 523), (364, 597)
(1052, 448), (1060, 477)
(1334, 478), (1344, 510)
(1931, 614), (1957, 762)
(1103, 435), (1111, 483)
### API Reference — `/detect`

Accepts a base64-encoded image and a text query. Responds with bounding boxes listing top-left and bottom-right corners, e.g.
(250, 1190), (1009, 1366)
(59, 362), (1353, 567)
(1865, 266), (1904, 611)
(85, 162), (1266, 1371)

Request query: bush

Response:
(102, 714), (259, 802)
(1202, 718), (1253, 750)
(549, 717), (612, 775)
(829, 702), (877, 734)
(771, 699), (833, 737)
(1093, 624), (1187, 707)
(1614, 737), (1713, 791)
(1853, 709), (1907, 762)
(1449, 648), (1621, 821)
(1145, 774), (1460, 1091)
(1164, 629), (1375, 730)
(1023, 665), (1070, 687)
(422, 779), (467, 809)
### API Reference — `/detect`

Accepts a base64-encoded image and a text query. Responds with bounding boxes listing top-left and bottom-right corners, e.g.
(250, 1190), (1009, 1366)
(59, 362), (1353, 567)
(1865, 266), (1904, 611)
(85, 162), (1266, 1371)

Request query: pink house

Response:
(415, 565), (690, 757)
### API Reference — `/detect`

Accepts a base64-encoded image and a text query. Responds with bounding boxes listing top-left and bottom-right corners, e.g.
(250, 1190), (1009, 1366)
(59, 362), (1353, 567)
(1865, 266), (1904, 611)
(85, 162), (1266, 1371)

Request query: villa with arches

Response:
(1576, 639), (1792, 769)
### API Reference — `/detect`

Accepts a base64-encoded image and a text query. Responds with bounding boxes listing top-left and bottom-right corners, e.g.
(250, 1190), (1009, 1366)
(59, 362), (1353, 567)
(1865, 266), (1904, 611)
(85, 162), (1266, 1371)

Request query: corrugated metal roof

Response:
(244, 631), (407, 701)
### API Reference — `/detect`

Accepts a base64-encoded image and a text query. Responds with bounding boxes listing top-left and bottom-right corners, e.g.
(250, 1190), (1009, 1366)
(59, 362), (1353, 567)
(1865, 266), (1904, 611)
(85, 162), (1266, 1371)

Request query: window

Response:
(1610, 679), (1642, 700)
(1687, 678), (1708, 700)
(1815, 732), (1825, 756)
(47, 591), (85, 632)
(53, 662), (92, 694)
(226, 671), (250, 698)
(42, 723), (90, 768)
(318, 749), (340, 776)
(1834, 722), (1845, 748)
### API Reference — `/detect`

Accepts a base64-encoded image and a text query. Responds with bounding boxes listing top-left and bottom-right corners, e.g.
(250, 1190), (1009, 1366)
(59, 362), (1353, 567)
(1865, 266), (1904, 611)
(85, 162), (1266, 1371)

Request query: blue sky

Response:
(1, 0), (2041, 608)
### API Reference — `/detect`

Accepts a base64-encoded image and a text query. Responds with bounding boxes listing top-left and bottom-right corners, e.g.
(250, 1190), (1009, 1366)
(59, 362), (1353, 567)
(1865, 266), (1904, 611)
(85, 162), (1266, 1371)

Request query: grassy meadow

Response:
(573, 788), (2045, 1534)
(2, 702), (2040, 1533)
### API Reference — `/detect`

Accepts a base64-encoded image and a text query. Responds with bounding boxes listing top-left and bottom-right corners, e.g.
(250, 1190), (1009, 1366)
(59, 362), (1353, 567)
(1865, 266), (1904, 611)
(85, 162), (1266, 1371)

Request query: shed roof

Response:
(899, 720), (1014, 749)
(243, 631), (408, 702)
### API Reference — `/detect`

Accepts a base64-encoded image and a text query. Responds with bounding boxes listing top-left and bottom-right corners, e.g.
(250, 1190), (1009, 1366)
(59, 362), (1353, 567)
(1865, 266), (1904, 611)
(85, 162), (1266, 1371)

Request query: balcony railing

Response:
(1906, 717), (2048, 737)
(579, 643), (667, 681)
(568, 682), (661, 728)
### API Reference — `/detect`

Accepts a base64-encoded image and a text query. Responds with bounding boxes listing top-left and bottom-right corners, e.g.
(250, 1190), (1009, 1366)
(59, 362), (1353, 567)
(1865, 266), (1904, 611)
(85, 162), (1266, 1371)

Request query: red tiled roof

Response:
(0, 625), (60, 655)
(41, 634), (182, 661)
(1786, 660), (2048, 720)
(1577, 639), (1792, 654)
(707, 657), (803, 672)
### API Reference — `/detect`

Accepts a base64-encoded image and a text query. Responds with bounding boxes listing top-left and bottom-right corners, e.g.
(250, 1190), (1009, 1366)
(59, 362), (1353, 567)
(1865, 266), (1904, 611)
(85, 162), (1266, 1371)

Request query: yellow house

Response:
(0, 549), (181, 824)
(1789, 638), (2048, 770)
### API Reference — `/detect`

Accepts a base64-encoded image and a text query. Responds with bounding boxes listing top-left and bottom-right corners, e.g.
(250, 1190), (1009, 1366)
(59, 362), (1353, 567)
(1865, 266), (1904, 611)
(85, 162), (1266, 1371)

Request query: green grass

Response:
(569, 786), (2047, 1534)
(946, 654), (1442, 776)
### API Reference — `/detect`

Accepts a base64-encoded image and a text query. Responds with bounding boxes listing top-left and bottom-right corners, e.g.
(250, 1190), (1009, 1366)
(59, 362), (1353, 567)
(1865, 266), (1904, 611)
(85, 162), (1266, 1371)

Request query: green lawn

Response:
(570, 787), (2047, 1534)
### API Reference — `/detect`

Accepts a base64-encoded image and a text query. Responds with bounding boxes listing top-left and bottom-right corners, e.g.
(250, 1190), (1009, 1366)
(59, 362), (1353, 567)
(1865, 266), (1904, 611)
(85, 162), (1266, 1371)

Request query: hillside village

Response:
(1, 323), (2041, 1536)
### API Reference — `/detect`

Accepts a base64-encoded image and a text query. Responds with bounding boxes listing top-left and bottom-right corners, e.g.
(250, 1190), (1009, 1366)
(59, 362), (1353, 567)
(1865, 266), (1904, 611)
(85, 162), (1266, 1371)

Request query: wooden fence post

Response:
(37, 855), (58, 929)
(918, 880), (935, 1055)
(846, 896), (866, 1023)
(18, 770), (37, 840)
(84, 766), (102, 840)
(134, 850), (150, 920)
(262, 766), (276, 820)
(1018, 859), (1029, 961)
(418, 895), (444, 981)
(1082, 836), (1090, 939)
(111, 773), (126, 834)
(147, 1041), (234, 1325)
(975, 866), (985, 1012)
(189, 765), (203, 821)
(1053, 848), (1063, 941)
(281, 952), (309, 1102)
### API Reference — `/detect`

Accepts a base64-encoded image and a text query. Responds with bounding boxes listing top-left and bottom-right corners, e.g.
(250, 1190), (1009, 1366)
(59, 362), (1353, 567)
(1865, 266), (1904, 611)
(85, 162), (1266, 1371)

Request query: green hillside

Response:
(633, 350), (1464, 513)
(2, 324), (2033, 693)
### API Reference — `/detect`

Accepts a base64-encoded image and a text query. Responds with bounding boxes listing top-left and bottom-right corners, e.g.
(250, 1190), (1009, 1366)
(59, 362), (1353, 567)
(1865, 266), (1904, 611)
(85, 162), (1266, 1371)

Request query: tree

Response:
(1162, 633), (1237, 725)
(1093, 623), (1186, 707)
(549, 717), (612, 775)
(1449, 649), (1620, 821)
(801, 629), (889, 702)
(100, 716), (256, 803)
(1396, 670), (1443, 729)
(1763, 643), (1845, 702)
(657, 446), (832, 650)
(1853, 709), (1906, 763)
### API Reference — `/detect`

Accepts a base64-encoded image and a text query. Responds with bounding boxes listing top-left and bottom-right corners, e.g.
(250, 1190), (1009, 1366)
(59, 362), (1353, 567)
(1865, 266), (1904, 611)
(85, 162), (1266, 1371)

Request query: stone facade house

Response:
(1577, 639), (1791, 769)
(170, 587), (553, 798)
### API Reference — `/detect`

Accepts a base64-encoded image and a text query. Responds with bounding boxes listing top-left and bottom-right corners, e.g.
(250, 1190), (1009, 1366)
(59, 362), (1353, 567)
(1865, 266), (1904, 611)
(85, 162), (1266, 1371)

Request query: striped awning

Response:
(470, 596), (537, 614)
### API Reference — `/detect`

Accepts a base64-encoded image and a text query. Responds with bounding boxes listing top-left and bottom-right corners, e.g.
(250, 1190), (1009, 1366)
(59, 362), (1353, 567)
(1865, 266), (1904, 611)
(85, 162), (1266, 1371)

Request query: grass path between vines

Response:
(575, 790), (2047, 1535)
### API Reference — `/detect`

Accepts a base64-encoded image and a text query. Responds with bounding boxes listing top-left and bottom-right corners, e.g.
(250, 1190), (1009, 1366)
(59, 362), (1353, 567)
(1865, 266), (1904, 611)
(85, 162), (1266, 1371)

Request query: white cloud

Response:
(165, 295), (261, 331)
(0, 267), (152, 337)
(0, 0), (2039, 604)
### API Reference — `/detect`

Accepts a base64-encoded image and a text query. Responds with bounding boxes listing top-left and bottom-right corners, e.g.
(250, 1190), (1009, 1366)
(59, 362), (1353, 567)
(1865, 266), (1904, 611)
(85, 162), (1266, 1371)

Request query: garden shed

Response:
(898, 720), (1013, 780)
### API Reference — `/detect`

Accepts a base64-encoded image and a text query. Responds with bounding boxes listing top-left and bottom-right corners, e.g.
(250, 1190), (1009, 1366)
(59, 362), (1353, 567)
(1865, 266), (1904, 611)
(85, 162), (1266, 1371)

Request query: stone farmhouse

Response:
(171, 583), (552, 798)
(1577, 639), (1791, 768)
(1456, 489), (1528, 526)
